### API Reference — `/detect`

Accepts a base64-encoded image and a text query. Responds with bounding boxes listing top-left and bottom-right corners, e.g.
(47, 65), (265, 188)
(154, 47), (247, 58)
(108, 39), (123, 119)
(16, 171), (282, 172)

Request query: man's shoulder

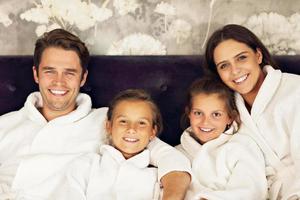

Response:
(83, 107), (108, 121)
(91, 107), (108, 115)
(0, 108), (25, 130)
(0, 108), (24, 120)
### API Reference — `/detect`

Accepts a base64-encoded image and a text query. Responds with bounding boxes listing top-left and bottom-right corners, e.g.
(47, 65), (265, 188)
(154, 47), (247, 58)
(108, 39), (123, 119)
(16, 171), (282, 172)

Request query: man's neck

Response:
(38, 106), (76, 121)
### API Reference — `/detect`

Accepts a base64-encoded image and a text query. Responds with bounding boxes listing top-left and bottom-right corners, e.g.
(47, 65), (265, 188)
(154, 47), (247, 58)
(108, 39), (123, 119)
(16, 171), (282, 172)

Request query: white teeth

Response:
(234, 74), (248, 83)
(200, 127), (213, 132)
(50, 90), (67, 95)
(123, 137), (139, 142)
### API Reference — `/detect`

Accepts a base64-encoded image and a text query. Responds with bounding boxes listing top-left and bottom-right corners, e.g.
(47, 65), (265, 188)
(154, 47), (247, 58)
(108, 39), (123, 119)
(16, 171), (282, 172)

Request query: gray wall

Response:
(0, 0), (299, 55)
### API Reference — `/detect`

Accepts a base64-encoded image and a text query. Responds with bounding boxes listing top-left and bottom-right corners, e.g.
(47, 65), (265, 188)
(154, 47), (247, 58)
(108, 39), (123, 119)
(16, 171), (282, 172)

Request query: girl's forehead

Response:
(113, 100), (154, 118)
(192, 93), (224, 103)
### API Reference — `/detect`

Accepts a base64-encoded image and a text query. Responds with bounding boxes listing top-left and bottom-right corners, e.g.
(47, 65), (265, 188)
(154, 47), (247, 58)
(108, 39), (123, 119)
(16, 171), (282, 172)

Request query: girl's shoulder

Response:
(224, 133), (261, 155)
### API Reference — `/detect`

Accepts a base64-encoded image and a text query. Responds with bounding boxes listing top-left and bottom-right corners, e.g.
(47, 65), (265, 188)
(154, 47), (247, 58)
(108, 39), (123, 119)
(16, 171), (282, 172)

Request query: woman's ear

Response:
(105, 120), (112, 135)
(256, 48), (263, 64)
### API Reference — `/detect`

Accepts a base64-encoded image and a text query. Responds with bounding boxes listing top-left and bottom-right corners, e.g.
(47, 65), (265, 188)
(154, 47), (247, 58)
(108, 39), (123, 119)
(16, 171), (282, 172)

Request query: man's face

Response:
(33, 47), (88, 120)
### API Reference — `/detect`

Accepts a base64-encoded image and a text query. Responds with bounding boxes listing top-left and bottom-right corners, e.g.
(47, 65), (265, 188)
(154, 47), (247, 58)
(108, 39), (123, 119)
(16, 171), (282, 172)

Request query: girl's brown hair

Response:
(107, 89), (163, 135)
(181, 76), (240, 132)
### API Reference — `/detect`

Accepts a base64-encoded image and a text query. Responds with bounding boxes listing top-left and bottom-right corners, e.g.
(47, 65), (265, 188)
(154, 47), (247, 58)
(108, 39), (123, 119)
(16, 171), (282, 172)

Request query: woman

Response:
(204, 24), (300, 200)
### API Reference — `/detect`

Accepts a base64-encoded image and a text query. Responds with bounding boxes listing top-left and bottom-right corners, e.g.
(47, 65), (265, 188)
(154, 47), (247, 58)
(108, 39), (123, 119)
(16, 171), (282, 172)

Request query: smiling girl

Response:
(86, 89), (163, 200)
(177, 77), (267, 200)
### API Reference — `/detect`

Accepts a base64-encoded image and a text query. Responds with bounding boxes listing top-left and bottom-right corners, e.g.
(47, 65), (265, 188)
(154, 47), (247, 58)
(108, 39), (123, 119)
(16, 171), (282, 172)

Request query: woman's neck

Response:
(242, 69), (266, 112)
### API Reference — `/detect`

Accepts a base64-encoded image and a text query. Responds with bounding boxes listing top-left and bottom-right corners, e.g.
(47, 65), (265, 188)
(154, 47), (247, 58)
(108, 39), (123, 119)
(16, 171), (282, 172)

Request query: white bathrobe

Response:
(13, 146), (161, 200)
(86, 145), (161, 200)
(0, 92), (191, 198)
(235, 65), (300, 200)
(177, 124), (268, 200)
(0, 92), (107, 198)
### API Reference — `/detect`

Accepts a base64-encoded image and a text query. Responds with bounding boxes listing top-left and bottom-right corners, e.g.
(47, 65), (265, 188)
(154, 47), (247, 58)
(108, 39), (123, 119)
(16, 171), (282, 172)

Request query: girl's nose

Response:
(127, 123), (137, 134)
(201, 116), (210, 125)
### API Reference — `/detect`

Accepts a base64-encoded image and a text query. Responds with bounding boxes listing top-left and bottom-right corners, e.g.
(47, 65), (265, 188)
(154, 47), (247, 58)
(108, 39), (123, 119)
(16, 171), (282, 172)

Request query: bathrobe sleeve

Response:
(282, 85), (300, 200)
(191, 136), (267, 200)
(147, 137), (192, 180)
(0, 184), (16, 200)
(12, 153), (98, 200)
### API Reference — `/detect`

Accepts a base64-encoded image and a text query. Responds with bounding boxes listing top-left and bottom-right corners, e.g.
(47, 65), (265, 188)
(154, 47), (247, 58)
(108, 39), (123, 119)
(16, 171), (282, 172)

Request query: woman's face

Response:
(213, 39), (265, 105)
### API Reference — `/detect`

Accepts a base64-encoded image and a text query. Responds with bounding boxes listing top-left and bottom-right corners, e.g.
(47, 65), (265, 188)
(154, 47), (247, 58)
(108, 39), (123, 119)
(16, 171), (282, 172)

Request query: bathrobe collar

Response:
(236, 65), (281, 119)
(24, 92), (92, 124)
(100, 145), (150, 169)
(180, 123), (236, 160)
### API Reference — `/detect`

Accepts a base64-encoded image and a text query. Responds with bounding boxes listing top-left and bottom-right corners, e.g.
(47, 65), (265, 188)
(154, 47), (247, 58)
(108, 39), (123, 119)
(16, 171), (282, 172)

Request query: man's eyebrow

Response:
(40, 66), (55, 70)
(65, 68), (79, 73)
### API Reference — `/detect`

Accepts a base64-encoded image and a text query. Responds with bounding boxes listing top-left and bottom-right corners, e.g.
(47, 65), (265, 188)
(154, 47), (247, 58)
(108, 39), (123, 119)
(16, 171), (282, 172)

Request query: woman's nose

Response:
(231, 63), (241, 75)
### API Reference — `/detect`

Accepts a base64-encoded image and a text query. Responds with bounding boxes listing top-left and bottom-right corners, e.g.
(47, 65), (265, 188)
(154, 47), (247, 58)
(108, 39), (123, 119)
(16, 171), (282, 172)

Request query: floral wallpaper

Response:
(0, 0), (299, 55)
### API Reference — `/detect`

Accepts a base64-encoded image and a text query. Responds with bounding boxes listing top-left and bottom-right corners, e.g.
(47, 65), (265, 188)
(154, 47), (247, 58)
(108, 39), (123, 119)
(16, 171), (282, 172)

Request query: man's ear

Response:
(105, 120), (112, 135)
(32, 66), (39, 84)
(80, 70), (88, 87)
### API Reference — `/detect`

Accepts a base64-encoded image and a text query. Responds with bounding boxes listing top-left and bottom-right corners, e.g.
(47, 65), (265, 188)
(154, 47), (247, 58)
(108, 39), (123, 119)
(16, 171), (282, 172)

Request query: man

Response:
(0, 29), (191, 199)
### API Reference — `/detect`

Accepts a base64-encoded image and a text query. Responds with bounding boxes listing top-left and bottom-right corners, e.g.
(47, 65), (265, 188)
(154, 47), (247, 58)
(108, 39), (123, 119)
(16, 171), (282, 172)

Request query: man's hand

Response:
(161, 171), (191, 200)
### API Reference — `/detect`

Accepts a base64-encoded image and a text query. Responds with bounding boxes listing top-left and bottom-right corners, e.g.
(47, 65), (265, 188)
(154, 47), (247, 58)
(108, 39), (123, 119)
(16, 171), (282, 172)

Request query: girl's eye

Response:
(193, 111), (202, 116)
(138, 121), (147, 126)
(212, 112), (222, 118)
(119, 119), (127, 124)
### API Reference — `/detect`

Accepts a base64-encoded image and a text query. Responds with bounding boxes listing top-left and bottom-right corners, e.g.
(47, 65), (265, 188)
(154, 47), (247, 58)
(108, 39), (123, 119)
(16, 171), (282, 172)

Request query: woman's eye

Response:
(219, 63), (228, 70)
(238, 55), (247, 61)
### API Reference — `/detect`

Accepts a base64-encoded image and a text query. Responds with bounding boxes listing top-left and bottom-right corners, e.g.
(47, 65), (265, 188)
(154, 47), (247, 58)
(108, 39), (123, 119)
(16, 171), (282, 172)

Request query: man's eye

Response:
(44, 70), (54, 74)
(65, 72), (76, 76)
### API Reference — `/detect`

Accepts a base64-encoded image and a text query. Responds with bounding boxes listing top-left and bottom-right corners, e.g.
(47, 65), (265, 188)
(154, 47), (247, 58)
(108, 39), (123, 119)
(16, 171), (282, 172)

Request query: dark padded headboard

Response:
(1, 55), (299, 145)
